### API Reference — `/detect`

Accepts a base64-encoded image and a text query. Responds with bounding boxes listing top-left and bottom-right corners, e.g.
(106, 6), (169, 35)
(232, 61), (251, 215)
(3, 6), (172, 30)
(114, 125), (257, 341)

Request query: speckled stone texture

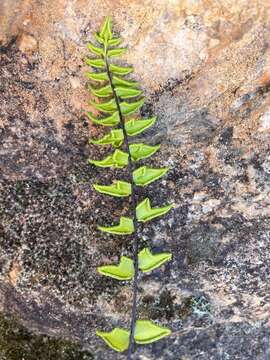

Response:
(0, 1), (270, 359)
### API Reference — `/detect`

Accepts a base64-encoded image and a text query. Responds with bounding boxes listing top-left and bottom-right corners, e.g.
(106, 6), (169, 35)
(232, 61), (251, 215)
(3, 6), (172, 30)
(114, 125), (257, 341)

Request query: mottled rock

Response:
(17, 33), (38, 54)
(0, 1), (270, 359)
(259, 107), (270, 131)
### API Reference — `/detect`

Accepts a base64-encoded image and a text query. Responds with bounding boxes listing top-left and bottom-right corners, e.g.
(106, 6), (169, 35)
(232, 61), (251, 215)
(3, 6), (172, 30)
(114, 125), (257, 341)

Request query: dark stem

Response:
(104, 55), (139, 359)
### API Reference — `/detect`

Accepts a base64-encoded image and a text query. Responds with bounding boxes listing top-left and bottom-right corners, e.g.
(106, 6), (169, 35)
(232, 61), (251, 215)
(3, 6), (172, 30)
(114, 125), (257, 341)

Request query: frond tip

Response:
(99, 16), (113, 41)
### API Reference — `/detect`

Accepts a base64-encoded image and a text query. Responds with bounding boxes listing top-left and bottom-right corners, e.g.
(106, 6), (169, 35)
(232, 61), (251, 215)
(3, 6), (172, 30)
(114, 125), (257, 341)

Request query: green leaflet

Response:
(89, 84), (112, 97)
(125, 117), (156, 136)
(107, 48), (127, 57)
(89, 149), (128, 168)
(86, 71), (109, 82)
(90, 99), (117, 113)
(96, 328), (130, 352)
(112, 75), (139, 88)
(95, 34), (122, 46)
(98, 216), (134, 235)
(130, 143), (160, 161)
(134, 320), (171, 344)
(94, 32), (104, 44)
(120, 99), (145, 115)
(133, 166), (169, 186)
(90, 129), (124, 147)
(109, 64), (133, 75)
(98, 256), (134, 280)
(85, 58), (105, 69)
(136, 198), (174, 222)
(138, 248), (172, 272)
(93, 180), (131, 197)
(116, 87), (142, 99)
(100, 16), (112, 41)
(86, 111), (120, 126)
(87, 42), (103, 56)
(108, 37), (122, 46)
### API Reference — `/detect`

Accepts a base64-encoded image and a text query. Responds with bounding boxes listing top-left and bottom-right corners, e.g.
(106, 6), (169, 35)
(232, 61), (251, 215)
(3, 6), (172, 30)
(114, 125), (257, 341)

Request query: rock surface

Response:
(0, 1), (270, 359)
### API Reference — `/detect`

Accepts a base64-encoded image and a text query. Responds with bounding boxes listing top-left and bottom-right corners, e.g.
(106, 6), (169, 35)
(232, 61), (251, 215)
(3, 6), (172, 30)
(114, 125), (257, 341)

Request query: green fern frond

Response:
(85, 16), (175, 358)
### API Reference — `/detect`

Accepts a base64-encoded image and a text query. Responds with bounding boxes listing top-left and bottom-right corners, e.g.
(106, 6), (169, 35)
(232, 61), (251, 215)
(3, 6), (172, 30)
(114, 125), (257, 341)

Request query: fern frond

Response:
(85, 16), (175, 358)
